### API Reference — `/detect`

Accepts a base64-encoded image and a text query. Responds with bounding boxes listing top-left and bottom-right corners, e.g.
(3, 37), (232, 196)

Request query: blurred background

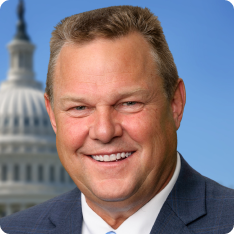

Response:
(0, 0), (233, 216)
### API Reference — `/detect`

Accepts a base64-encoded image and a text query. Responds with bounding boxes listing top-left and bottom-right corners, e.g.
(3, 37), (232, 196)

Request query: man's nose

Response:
(89, 107), (123, 143)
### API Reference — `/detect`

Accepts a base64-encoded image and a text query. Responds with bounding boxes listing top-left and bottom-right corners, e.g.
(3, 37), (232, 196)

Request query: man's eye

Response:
(123, 101), (137, 106)
(75, 106), (86, 110)
(69, 106), (93, 118)
(116, 101), (144, 113)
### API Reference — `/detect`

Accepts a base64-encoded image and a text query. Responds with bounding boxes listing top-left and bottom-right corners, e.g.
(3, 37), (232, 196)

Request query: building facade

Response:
(0, 0), (75, 217)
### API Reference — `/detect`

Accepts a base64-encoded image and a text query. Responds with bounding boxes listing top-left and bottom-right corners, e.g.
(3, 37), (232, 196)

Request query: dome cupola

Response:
(0, 0), (41, 91)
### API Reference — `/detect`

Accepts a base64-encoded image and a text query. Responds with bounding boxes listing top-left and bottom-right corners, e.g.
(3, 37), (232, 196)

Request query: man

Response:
(1, 5), (234, 234)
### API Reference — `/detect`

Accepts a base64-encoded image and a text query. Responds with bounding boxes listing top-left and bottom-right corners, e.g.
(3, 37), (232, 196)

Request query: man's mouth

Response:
(90, 152), (134, 162)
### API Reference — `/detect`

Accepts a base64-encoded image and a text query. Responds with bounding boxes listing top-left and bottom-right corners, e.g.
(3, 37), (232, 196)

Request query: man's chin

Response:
(91, 187), (134, 203)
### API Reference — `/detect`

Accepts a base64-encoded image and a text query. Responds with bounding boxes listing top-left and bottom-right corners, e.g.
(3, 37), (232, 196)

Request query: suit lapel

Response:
(151, 155), (206, 233)
(47, 188), (83, 234)
(150, 202), (194, 234)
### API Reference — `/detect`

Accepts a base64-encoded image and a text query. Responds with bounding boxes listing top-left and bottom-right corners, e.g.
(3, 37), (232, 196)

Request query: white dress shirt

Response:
(81, 152), (181, 234)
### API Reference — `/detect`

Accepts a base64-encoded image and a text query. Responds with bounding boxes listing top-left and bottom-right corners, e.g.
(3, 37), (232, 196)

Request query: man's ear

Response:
(171, 78), (186, 130)
(44, 94), (57, 134)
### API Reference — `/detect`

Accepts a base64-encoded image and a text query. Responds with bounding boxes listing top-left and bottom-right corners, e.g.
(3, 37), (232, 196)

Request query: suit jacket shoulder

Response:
(151, 155), (234, 234)
(0, 187), (83, 234)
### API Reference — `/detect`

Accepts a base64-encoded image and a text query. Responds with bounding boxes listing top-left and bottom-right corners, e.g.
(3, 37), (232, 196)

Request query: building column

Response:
(8, 163), (13, 182)
(20, 162), (25, 182)
(0, 164), (2, 181)
(32, 163), (37, 183)
(45, 163), (49, 183)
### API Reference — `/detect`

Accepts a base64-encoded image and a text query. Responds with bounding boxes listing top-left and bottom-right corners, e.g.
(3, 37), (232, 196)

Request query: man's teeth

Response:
(92, 152), (133, 162)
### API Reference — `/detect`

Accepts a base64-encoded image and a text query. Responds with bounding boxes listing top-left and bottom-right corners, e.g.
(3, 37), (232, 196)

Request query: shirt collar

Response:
(81, 152), (181, 234)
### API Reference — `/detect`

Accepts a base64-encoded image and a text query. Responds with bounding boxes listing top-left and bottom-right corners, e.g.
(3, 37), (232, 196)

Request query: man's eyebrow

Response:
(60, 89), (150, 104)
(60, 96), (87, 103)
(115, 89), (150, 99)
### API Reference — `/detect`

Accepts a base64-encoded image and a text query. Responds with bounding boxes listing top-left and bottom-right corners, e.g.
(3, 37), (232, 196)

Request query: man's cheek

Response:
(123, 113), (153, 140)
(57, 119), (85, 148)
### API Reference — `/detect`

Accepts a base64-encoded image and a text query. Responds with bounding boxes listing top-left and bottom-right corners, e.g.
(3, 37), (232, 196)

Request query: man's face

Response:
(46, 32), (182, 208)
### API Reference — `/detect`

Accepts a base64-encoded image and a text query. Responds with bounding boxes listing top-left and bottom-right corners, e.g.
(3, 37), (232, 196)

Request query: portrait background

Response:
(0, 0), (233, 187)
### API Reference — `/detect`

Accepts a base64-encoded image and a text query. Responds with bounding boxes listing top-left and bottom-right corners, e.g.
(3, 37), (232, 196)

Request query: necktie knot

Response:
(106, 232), (116, 234)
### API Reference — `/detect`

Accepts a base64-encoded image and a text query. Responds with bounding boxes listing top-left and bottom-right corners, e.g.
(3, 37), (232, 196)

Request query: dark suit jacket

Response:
(1, 155), (234, 234)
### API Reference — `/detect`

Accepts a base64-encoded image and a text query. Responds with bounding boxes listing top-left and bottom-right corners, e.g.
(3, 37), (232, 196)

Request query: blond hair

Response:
(46, 5), (179, 103)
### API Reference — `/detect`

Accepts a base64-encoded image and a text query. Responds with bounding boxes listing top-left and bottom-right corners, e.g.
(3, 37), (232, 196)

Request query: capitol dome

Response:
(0, 0), (75, 217)
(0, 87), (55, 151)
(0, 87), (53, 135)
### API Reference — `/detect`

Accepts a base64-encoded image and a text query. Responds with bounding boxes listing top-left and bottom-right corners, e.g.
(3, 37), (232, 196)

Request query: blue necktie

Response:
(106, 232), (116, 234)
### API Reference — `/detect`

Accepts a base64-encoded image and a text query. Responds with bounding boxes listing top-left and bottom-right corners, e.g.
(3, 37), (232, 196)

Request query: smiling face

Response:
(45, 32), (185, 216)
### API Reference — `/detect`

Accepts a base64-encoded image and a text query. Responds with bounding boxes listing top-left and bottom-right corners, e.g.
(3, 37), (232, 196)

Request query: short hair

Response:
(46, 5), (179, 104)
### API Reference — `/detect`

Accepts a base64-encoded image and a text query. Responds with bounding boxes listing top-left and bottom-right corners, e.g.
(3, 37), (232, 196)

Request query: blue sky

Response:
(0, 0), (233, 187)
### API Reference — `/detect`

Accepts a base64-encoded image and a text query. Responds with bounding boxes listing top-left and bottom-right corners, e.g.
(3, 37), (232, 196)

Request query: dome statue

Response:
(0, 0), (75, 217)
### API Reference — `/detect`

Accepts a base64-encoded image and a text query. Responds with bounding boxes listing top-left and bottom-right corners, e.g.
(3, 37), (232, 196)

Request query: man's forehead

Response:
(58, 33), (155, 71)
(53, 32), (161, 101)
